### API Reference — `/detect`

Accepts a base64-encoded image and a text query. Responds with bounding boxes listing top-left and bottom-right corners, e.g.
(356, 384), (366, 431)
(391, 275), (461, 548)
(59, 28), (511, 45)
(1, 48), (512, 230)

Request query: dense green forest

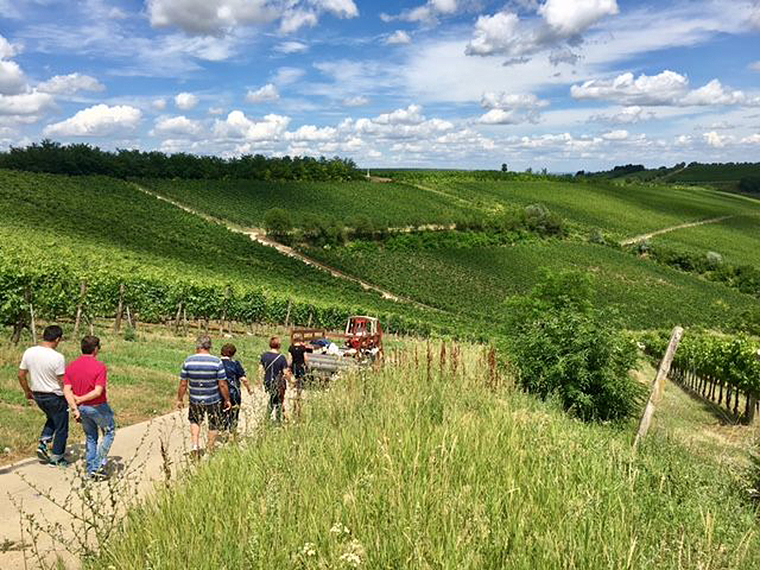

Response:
(0, 140), (360, 181)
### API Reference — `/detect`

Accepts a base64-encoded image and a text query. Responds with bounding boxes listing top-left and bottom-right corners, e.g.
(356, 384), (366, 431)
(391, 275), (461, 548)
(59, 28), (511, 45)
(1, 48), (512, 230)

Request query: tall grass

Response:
(93, 345), (760, 569)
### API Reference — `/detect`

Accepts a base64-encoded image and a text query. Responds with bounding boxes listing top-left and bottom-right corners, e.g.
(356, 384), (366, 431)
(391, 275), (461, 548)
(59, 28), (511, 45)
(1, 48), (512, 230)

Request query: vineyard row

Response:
(0, 264), (438, 340)
(641, 331), (760, 423)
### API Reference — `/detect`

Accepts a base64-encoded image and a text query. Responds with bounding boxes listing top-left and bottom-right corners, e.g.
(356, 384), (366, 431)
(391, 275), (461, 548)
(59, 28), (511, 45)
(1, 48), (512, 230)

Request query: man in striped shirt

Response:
(177, 336), (231, 455)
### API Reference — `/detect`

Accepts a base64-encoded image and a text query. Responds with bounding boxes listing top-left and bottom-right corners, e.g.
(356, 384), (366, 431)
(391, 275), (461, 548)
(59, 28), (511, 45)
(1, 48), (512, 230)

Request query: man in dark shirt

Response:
(260, 336), (290, 423)
(288, 340), (312, 418)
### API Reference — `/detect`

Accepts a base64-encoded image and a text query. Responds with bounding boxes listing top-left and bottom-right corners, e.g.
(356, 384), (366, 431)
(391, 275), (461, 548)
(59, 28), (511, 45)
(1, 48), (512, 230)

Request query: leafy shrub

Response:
(523, 204), (564, 236)
(706, 251), (723, 269)
(263, 208), (292, 235)
(503, 271), (643, 422)
(588, 228), (606, 245)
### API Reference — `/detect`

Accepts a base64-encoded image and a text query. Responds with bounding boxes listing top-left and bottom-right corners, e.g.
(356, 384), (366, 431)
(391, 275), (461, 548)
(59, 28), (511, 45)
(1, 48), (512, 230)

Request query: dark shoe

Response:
(48, 457), (71, 468)
(90, 468), (108, 481)
(36, 443), (50, 464)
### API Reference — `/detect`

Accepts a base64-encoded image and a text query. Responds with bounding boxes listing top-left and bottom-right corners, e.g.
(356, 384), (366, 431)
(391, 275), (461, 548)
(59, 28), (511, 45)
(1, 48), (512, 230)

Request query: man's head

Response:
(221, 343), (236, 358)
(196, 335), (212, 352)
(81, 335), (100, 356)
(269, 336), (281, 350)
(42, 325), (63, 347)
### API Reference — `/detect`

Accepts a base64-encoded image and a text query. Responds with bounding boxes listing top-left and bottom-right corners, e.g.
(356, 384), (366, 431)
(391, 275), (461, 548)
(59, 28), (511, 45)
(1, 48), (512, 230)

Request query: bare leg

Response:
(190, 423), (201, 449)
(207, 429), (218, 451)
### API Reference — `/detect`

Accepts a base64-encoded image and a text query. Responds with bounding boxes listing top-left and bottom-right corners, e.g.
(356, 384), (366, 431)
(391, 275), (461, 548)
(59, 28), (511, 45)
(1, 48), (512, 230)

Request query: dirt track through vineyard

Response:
(133, 185), (443, 313)
(619, 215), (735, 246)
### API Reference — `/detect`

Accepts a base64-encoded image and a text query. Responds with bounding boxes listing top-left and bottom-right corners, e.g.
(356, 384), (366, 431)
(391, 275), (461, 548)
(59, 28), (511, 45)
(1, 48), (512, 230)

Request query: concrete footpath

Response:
(0, 390), (271, 569)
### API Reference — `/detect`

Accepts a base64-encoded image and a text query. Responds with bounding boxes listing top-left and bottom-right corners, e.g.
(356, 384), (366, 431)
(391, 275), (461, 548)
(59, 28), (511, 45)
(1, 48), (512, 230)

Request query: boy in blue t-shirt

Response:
(220, 343), (252, 432)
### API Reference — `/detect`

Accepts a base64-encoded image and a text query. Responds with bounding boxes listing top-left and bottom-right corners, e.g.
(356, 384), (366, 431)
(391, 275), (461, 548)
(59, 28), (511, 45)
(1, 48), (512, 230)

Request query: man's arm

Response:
(18, 370), (33, 402)
(63, 384), (81, 421)
(74, 385), (104, 405)
(219, 379), (231, 410)
(177, 379), (188, 409)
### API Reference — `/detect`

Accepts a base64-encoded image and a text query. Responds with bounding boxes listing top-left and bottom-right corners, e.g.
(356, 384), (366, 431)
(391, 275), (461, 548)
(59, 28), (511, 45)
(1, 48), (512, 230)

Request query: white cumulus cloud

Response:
(601, 129), (629, 140)
(147, 0), (358, 36)
(151, 115), (204, 137)
(213, 110), (290, 141)
(0, 91), (54, 116)
(571, 70), (758, 107)
(0, 34), (19, 59)
(343, 95), (370, 107)
(478, 91), (548, 124)
(43, 104), (142, 136)
(703, 131), (727, 148)
(539, 0), (619, 37)
(175, 92), (199, 110)
(285, 124), (338, 141)
(466, 1), (618, 60)
(386, 31), (412, 45)
(374, 104), (425, 125)
(0, 60), (26, 96)
(246, 83), (280, 103)
(37, 73), (105, 96)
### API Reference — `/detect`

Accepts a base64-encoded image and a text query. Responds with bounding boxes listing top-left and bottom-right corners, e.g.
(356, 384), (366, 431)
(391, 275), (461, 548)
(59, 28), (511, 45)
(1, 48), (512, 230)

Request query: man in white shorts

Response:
(18, 325), (69, 467)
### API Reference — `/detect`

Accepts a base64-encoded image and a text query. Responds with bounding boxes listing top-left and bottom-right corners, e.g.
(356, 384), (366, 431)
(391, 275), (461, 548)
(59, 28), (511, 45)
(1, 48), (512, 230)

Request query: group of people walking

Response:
(18, 326), (313, 479)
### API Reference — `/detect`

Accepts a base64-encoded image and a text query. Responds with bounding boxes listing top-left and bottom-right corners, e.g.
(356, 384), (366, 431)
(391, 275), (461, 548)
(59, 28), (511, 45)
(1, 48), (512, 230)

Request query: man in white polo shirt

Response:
(18, 325), (69, 467)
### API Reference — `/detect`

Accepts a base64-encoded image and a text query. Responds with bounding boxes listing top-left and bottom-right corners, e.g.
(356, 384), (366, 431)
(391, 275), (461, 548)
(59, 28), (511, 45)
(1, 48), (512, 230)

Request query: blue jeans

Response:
(33, 392), (69, 459)
(79, 403), (116, 474)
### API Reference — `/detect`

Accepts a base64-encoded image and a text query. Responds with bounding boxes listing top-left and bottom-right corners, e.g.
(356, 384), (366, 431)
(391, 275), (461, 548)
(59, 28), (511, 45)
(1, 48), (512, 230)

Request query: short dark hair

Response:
(269, 336), (281, 349)
(81, 335), (100, 355)
(221, 343), (236, 357)
(43, 325), (63, 342)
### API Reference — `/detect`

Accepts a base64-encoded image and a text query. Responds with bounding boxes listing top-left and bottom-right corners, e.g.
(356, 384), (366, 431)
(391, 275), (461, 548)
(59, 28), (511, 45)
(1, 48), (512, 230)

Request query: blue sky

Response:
(1, 0), (759, 170)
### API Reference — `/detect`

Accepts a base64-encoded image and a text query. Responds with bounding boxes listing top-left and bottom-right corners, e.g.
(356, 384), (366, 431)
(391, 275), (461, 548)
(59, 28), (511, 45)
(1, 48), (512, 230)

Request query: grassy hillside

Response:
(140, 178), (474, 229)
(650, 214), (760, 267)
(395, 176), (760, 239)
(0, 169), (456, 335)
(91, 346), (760, 569)
(304, 240), (760, 330)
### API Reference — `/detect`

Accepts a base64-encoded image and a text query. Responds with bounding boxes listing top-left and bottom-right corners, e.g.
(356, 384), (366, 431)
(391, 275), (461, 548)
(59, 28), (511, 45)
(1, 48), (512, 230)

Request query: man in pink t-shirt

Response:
(63, 335), (115, 480)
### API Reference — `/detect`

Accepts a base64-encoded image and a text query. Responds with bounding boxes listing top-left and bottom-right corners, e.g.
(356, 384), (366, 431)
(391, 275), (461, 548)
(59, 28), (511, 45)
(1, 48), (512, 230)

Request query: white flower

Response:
(330, 522), (350, 535)
(300, 542), (316, 557)
(339, 552), (362, 567)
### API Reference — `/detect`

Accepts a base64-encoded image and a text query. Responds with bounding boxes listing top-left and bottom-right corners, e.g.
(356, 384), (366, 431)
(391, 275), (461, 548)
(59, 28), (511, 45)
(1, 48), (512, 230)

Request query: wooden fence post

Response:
(633, 326), (684, 451)
(114, 283), (125, 333)
(73, 280), (88, 339)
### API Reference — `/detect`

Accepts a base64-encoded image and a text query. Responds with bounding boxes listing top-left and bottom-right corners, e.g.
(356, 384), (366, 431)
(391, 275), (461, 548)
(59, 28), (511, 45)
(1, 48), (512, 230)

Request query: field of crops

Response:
(0, 169), (457, 335)
(401, 176), (760, 239)
(140, 178), (473, 229)
(650, 214), (760, 268)
(669, 162), (760, 183)
(304, 240), (760, 330)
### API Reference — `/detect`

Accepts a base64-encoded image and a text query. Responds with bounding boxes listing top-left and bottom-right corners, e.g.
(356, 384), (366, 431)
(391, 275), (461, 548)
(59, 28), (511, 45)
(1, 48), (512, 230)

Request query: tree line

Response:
(0, 140), (361, 181)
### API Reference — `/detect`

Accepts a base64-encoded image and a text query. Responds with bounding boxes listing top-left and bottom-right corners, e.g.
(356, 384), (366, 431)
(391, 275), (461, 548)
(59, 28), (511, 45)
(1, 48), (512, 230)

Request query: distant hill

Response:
(578, 162), (760, 195)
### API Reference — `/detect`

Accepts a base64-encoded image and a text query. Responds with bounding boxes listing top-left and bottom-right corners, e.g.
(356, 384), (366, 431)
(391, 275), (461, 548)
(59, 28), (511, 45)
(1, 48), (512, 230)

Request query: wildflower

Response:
(300, 542), (317, 557)
(330, 522), (350, 535)
(339, 552), (362, 567)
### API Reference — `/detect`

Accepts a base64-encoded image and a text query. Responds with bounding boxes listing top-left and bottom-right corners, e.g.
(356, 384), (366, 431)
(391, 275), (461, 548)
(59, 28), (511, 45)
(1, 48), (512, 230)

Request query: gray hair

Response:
(196, 335), (212, 350)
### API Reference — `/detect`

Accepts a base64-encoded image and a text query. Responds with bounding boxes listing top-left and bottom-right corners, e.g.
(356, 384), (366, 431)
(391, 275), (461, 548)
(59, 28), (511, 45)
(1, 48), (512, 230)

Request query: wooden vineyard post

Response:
(73, 280), (88, 339)
(284, 299), (292, 328)
(114, 283), (125, 333)
(29, 302), (37, 344)
(744, 349), (760, 425)
(174, 302), (183, 335)
(633, 326), (684, 451)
